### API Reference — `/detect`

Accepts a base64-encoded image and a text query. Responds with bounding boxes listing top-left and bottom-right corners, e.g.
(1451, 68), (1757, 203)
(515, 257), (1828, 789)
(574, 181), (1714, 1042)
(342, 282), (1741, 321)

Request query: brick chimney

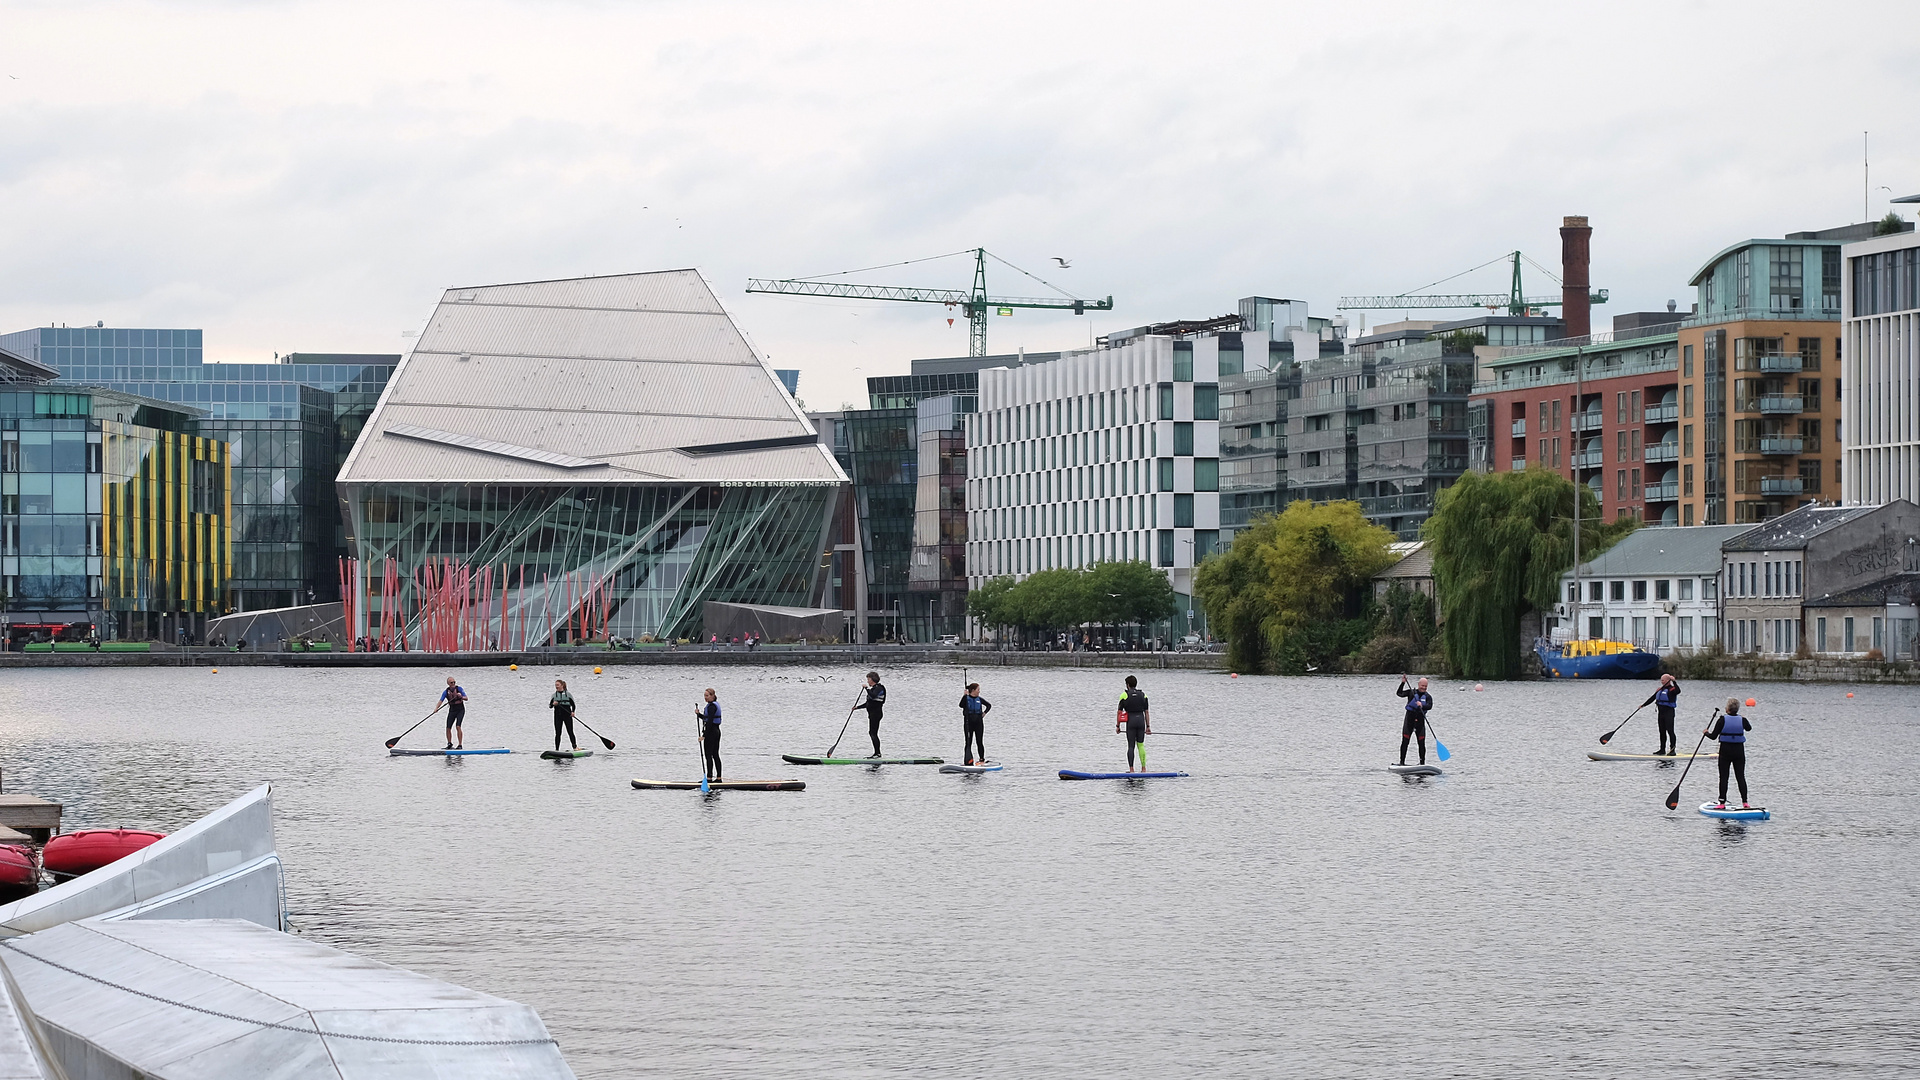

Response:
(1560, 215), (1592, 339)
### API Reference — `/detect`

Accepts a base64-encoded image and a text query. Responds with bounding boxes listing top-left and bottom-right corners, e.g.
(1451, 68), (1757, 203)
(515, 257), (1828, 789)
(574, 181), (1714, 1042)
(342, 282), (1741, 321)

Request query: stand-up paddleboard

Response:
(541, 749), (594, 760)
(782, 754), (944, 765)
(391, 747), (511, 756)
(631, 778), (805, 791)
(939, 763), (1003, 774)
(1058, 769), (1187, 780)
(1388, 763), (1442, 776)
(1698, 802), (1769, 820)
(1589, 750), (1717, 762)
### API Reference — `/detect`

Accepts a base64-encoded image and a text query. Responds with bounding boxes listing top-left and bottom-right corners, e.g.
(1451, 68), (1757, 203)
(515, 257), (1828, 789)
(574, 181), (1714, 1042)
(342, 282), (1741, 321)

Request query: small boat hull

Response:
(43, 829), (166, 878)
(1536, 642), (1662, 679)
(0, 846), (36, 901)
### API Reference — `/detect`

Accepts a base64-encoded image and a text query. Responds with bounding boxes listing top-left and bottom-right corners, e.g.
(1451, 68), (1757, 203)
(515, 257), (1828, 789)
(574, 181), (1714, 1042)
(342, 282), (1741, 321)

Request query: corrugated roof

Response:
(340, 270), (846, 486)
(1721, 503), (1876, 551)
(1805, 572), (1920, 608)
(1575, 524), (1755, 577)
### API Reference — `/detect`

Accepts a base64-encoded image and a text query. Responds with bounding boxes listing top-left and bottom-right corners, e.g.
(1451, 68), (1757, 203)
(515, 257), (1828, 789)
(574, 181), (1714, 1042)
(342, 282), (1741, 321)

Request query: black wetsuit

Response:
(1642, 681), (1682, 754)
(863, 682), (887, 757)
(549, 691), (577, 751)
(1709, 713), (1751, 803)
(700, 701), (723, 780)
(1397, 683), (1433, 765)
(960, 692), (991, 764)
(1119, 688), (1149, 769)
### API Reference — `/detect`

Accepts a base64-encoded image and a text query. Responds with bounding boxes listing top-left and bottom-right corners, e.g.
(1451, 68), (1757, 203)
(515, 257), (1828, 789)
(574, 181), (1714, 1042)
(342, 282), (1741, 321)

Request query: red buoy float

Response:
(42, 829), (166, 878)
(0, 845), (36, 900)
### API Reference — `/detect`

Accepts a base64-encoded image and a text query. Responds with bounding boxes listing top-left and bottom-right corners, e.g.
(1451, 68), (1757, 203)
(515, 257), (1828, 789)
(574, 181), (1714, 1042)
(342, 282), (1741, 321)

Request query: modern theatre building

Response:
(337, 271), (849, 644)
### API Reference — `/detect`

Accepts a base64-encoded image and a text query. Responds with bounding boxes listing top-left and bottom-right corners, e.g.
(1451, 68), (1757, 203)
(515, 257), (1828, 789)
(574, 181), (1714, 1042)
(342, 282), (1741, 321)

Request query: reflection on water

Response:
(0, 664), (1913, 1079)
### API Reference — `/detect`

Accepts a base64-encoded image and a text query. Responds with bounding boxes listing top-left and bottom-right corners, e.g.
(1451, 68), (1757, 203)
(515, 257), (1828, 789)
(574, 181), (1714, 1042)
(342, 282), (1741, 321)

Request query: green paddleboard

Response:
(782, 754), (944, 765)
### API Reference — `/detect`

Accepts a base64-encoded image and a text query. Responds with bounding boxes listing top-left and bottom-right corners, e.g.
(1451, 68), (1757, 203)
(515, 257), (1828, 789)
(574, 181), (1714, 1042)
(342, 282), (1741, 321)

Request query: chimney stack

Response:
(1560, 215), (1592, 339)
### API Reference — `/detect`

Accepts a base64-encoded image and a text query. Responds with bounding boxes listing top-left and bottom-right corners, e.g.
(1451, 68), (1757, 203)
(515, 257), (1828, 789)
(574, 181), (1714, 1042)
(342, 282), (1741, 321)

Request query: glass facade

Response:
(908, 395), (972, 642)
(343, 481), (837, 644)
(836, 407), (918, 643)
(0, 328), (396, 610)
(0, 389), (230, 643)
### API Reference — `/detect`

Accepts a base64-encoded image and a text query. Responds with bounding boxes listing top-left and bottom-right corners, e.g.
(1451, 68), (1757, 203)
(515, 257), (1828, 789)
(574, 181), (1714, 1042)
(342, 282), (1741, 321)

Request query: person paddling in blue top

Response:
(697, 688), (723, 782)
(439, 676), (469, 750)
(959, 682), (991, 766)
(1641, 674), (1682, 755)
(1116, 675), (1151, 773)
(1397, 675), (1433, 766)
(1707, 698), (1753, 809)
(861, 671), (887, 758)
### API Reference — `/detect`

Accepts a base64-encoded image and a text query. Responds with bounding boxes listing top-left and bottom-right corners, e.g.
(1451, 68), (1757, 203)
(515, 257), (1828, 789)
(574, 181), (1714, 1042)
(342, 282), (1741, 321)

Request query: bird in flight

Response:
(1051, 257), (1072, 268)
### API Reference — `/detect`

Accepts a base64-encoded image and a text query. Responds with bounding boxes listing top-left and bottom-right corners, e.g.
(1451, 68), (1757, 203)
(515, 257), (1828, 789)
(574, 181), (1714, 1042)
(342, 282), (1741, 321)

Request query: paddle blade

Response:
(1434, 739), (1451, 762)
(600, 736), (617, 750)
(1664, 785), (1681, 810)
(1598, 730), (1614, 745)
(384, 737), (401, 748)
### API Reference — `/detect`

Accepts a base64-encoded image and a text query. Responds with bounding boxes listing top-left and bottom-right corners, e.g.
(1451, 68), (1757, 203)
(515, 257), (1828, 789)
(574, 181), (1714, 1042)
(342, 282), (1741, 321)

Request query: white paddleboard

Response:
(1698, 802), (1769, 820)
(938, 763), (1003, 774)
(1589, 750), (1717, 762)
(1388, 763), (1442, 776)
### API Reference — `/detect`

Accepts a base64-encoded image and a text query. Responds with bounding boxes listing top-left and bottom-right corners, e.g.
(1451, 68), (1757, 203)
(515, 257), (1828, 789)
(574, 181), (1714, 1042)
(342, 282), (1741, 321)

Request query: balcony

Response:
(1644, 482), (1679, 502)
(1510, 419), (1526, 437)
(1509, 457), (1527, 471)
(1570, 449), (1602, 469)
(1571, 412), (1603, 432)
(1643, 403), (1679, 424)
(1758, 395), (1805, 414)
(1758, 435), (1804, 455)
(1759, 475), (1805, 495)
(1643, 442), (1679, 464)
(1757, 353), (1805, 373)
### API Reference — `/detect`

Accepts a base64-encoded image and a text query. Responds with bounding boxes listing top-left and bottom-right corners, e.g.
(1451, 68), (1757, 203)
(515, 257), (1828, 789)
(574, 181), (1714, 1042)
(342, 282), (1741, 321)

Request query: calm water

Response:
(0, 664), (1914, 1078)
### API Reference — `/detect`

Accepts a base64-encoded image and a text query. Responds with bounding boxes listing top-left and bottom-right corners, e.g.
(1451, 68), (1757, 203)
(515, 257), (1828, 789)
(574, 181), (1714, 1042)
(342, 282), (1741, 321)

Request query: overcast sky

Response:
(3, 0), (1916, 410)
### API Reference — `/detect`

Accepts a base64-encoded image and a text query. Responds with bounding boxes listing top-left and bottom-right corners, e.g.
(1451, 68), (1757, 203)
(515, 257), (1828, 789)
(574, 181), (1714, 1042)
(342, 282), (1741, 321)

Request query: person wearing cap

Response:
(1641, 674), (1683, 755)
(1706, 698), (1753, 809)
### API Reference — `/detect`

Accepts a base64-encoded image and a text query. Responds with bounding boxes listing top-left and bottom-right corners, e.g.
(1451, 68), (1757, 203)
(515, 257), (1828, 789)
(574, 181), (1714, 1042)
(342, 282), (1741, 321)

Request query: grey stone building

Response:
(1719, 499), (1920, 657)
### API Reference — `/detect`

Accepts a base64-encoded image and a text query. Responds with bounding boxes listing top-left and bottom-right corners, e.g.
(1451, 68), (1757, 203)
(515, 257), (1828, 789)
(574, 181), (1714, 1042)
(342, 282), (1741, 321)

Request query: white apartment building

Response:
(1551, 524), (1747, 652)
(1841, 221), (1920, 504)
(965, 332), (1221, 618)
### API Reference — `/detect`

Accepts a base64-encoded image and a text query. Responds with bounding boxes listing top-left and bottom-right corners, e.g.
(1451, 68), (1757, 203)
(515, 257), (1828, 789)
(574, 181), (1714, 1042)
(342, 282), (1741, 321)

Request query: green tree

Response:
(1875, 211), (1907, 237)
(1088, 560), (1178, 627)
(1423, 468), (1636, 680)
(967, 575), (1017, 638)
(1195, 500), (1397, 673)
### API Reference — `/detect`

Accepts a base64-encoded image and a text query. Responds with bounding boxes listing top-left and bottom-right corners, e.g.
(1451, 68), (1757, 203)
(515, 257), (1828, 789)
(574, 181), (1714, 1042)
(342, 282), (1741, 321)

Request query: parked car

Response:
(938, 635), (961, 646)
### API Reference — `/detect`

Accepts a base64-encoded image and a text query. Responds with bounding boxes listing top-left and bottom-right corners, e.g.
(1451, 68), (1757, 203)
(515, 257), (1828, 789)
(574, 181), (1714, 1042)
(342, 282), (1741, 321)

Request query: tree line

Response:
(967, 560), (1179, 643)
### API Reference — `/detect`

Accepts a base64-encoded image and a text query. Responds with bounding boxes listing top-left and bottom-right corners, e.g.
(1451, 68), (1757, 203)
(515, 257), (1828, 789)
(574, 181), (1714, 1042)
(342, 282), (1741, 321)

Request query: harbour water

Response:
(0, 665), (1913, 1078)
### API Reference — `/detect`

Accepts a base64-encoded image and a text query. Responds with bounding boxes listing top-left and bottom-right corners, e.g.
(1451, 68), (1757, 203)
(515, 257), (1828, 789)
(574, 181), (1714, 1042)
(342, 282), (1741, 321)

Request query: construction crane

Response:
(1338, 251), (1607, 316)
(747, 248), (1113, 357)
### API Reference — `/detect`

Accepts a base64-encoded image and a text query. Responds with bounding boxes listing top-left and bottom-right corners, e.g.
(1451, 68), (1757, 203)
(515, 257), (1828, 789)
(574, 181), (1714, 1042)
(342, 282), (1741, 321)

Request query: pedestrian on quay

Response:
(1707, 698), (1754, 809)
(1396, 674), (1433, 766)
(697, 688), (723, 782)
(549, 679), (579, 753)
(862, 671), (888, 757)
(1642, 674), (1683, 755)
(960, 682), (991, 765)
(1116, 675), (1151, 772)
(439, 676), (469, 750)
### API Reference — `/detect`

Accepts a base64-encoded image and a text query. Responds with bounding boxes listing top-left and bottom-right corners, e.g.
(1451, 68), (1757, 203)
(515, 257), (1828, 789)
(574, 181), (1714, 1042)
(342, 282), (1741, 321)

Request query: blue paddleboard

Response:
(1058, 769), (1188, 780)
(1698, 802), (1769, 820)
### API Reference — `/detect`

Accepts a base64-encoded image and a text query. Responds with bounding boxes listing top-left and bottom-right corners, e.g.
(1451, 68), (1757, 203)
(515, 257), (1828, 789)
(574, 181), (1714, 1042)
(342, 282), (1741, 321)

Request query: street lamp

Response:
(928, 598), (936, 645)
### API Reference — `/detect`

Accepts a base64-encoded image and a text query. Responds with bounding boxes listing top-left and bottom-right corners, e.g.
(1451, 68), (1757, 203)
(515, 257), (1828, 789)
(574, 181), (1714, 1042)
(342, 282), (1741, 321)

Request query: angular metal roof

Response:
(339, 270), (846, 487)
(1575, 524), (1757, 576)
(1721, 503), (1876, 551)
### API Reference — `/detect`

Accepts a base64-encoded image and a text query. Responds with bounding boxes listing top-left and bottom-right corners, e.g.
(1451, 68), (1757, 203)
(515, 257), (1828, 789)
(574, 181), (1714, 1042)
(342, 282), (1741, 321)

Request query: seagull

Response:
(1051, 257), (1072, 268)
(1305, 663), (1319, 672)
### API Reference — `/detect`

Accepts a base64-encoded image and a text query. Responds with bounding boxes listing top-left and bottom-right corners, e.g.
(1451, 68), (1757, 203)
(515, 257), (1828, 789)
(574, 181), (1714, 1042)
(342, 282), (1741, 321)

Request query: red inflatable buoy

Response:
(42, 829), (166, 878)
(0, 846), (36, 897)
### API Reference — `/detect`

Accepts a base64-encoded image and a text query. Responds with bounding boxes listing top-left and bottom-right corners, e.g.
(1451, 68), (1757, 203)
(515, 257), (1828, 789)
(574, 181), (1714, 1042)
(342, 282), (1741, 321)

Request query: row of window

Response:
(1728, 557), (1801, 598)
(1587, 614), (1716, 650)
(974, 526), (1222, 578)
(1574, 576), (1718, 604)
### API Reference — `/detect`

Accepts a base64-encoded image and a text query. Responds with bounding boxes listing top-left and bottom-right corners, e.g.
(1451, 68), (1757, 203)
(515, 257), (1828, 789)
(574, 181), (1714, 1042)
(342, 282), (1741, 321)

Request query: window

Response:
(1194, 384), (1219, 421)
(1684, 503), (1695, 526)
(1844, 616), (1856, 652)
(1588, 616), (1605, 639)
(1631, 468), (1641, 499)
(1610, 580), (1625, 602)
(1683, 424), (1693, 458)
(1302, 451), (1322, 467)
(1195, 458), (1219, 491)
(1552, 438), (1561, 468)
(1705, 575), (1717, 601)
(1158, 384), (1174, 420)
(1196, 529), (1219, 560)
(1158, 458), (1174, 491)
(1539, 439), (1548, 464)
(1874, 617), (1884, 652)
(1679, 578), (1693, 601)
(1173, 342), (1193, 382)
(1615, 392), (1627, 424)
(1632, 580), (1647, 602)
(1655, 617), (1669, 649)
(1610, 616), (1625, 640)
(1173, 494), (1194, 528)
(1589, 581), (1603, 602)
(1538, 400), (1549, 433)
(1173, 422), (1194, 456)
(1683, 463), (1694, 497)
(1630, 430), (1642, 460)
(1683, 344), (1694, 378)
(1683, 383), (1694, 418)
(1679, 617), (1694, 648)
(1616, 430), (1628, 462)
(1817, 617), (1828, 652)
(1656, 579), (1671, 601)
(1158, 530), (1175, 567)
(1632, 616), (1647, 643)
(1616, 469), (1627, 500)
(1551, 399), (1562, 431)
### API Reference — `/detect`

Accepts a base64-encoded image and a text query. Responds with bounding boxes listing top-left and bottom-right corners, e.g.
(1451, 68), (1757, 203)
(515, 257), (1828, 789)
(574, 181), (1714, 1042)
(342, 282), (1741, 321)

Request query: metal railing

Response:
(1644, 482), (1679, 501)
(1509, 457), (1527, 471)
(1643, 403), (1679, 423)
(1643, 443), (1679, 463)
(1475, 355), (1680, 394)
(1756, 395), (1805, 414)
(1756, 435), (1805, 455)
(1571, 449), (1603, 468)
(1756, 354), (1805, 373)
(1571, 412), (1603, 432)
(1759, 476), (1805, 495)
(1510, 419), (1526, 437)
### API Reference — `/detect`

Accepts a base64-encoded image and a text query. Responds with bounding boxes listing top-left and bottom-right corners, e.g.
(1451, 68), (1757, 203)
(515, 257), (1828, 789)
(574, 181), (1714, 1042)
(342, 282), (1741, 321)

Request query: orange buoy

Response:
(211, 668), (218, 674)
(1230, 673), (1238, 678)
(594, 666), (603, 674)
(1846, 691), (1854, 698)
(510, 663), (518, 671)
(1745, 698), (1757, 708)
(1474, 683), (1484, 691)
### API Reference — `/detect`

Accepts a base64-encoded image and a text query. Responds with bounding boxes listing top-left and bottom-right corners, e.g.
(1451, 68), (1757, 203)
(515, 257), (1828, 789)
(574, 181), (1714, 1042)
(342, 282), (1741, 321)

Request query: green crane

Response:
(747, 248), (1113, 357)
(1338, 251), (1607, 316)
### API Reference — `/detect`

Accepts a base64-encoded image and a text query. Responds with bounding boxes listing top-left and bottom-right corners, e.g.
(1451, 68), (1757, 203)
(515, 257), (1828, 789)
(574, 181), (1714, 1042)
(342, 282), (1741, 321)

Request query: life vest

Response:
(1404, 691), (1432, 716)
(1654, 685), (1677, 708)
(1716, 715), (1746, 743)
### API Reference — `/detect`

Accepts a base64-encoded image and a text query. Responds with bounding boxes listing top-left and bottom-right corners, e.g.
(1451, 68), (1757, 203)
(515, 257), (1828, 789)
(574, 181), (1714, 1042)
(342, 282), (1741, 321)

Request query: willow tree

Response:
(1423, 469), (1636, 679)
(1196, 500), (1397, 673)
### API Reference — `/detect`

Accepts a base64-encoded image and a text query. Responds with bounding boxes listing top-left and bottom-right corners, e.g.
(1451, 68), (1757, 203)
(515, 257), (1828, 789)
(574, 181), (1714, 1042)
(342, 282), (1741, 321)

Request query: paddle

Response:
(572, 715), (617, 751)
(1152, 732), (1211, 738)
(384, 703), (444, 749)
(695, 706), (708, 794)
(824, 689), (867, 757)
(1598, 702), (1647, 745)
(1664, 711), (1717, 810)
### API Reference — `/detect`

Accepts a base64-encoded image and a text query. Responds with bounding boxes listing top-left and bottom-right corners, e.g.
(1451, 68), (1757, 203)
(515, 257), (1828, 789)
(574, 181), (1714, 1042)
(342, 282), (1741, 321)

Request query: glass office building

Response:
(337, 271), (848, 645)
(0, 327), (396, 610)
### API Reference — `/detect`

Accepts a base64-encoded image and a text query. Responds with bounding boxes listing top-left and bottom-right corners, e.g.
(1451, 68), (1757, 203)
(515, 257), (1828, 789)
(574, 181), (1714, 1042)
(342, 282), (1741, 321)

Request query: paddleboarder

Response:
(861, 671), (887, 758)
(697, 688), (723, 782)
(548, 679), (579, 753)
(1396, 675), (1433, 766)
(1116, 675), (1151, 773)
(1707, 698), (1753, 808)
(439, 676), (468, 750)
(959, 682), (991, 765)
(1641, 674), (1682, 755)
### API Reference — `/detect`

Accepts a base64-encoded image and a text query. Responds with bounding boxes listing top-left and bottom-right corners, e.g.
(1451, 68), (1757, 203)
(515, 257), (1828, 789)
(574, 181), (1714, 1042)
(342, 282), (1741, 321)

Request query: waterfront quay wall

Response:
(0, 647), (1228, 672)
